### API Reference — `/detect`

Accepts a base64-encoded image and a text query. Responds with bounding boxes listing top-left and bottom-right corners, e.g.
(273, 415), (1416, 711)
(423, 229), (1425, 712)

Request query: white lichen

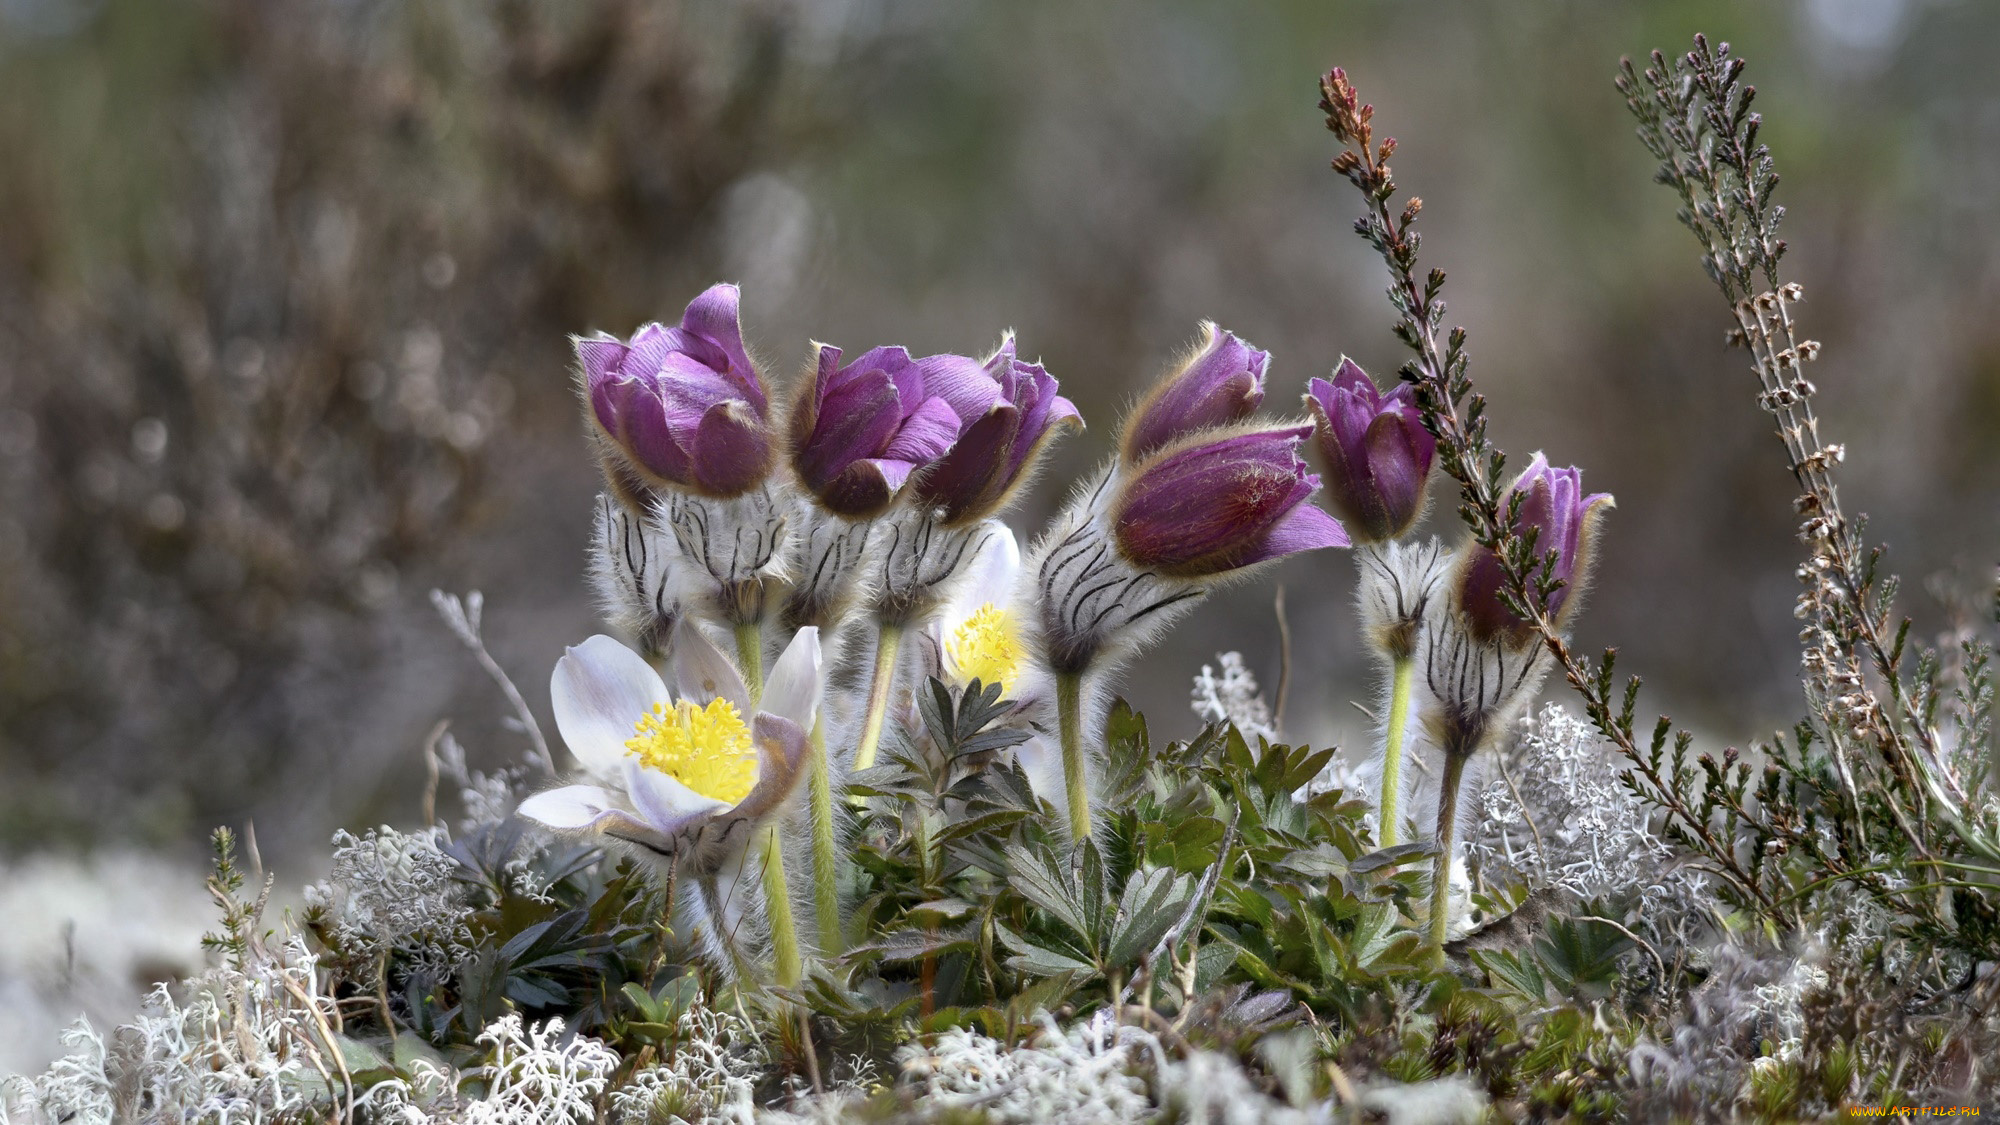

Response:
(1190, 651), (1276, 744)
(1466, 703), (1712, 944)
(894, 1011), (1151, 1124)
(303, 825), (477, 987)
(609, 1003), (766, 1125)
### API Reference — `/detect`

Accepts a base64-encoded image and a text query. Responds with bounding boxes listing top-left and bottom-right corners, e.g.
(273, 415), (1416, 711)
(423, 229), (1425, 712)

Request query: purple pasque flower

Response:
(1304, 358), (1436, 543)
(1112, 423), (1350, 577)
(1456, 453), (1614, 646)
(577, 283), (775, 499)
(789, 344), (997, 518)
(908, 335), (1081, 526)
(1120, 322), (1269, 464)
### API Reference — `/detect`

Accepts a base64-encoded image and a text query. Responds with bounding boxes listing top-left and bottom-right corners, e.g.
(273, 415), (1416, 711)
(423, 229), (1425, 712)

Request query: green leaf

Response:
(1004, 843), (1094, 943)
(1470, 948), (1547, 1003)
(391, 1034), (448, 1076)
(620, 981), (666, 1024)
(848, 923), (979, 963)
(1106, 868), (1194, 966)
(997, 925), (1097, 977)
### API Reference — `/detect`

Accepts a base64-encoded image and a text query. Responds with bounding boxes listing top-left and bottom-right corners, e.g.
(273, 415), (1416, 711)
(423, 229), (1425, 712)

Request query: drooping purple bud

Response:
(1457, 453), (1614, 645)
(1304, 358), (1436, 543)
(1112, 424), (1350, 578)
(789, 345), (991, 519)
(1120, 323), (1269, 464)
(908, 336), (1081, 526)
(578, 283), (775, 499)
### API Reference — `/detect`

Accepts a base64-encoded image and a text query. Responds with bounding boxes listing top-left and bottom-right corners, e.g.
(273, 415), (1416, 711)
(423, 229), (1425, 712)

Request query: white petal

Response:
(944, 521), (1023, 633)
(670, 620), (752, 717)
(625, 760), (729, 835)
(517, 785), (623, 829)
(1012, 734), (1065, 813)
(552, 635), (671, 776)
(760, 626), (823, 731)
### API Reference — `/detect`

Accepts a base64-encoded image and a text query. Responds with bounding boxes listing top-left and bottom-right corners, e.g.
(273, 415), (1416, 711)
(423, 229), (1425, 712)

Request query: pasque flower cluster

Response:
(518, 280), (1610, 985)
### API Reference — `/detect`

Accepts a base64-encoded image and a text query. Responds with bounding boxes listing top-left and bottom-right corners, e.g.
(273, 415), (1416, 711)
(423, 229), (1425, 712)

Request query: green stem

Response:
(1428, 751), (1469, 955)
(733, 622), (764, 707)
(806, 716), (842, 955)
(1057, 672), (1091, 840)
(852, 622), (904, 774)
(758, 824), (802, 988)
(1379, 655), (1415, 848)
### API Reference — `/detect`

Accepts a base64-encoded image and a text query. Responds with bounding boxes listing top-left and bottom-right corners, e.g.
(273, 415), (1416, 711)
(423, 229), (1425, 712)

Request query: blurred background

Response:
(3, 0), (1997, 1069)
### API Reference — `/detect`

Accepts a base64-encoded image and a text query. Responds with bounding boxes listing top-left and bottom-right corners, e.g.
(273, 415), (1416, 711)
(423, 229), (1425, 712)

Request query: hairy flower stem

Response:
(1057, 672), (1091, 839)
(852, 622), (904, 775)
(1428, 750), (1469, 954)
(734, 622), (765, 706)
(758, 824), (802, 988)
(1379, 655), (1415, 847)
(806, 717), (842, 955)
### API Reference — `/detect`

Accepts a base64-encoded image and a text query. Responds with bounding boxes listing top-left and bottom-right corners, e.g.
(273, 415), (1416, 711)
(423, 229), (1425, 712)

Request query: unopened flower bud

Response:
(577, 283), (774, 500)
(1112, 424), (1349, 578)
(1120, 323), (1268, 465)
(1456, 453), (1613, 647)
(1304, 358), (1435, 543)
(908, 336), (1080, 526)
(790, 345), (992, 518)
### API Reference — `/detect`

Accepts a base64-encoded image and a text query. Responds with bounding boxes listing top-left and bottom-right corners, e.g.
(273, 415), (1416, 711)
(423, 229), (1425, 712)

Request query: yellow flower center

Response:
(948, 603), (1023, 689)
(624, 698), (757, 805)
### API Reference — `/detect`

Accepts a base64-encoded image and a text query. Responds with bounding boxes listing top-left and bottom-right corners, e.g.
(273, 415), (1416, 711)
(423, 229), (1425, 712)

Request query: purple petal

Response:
(1229, 500), (1351, 567)
(623, 323), (682, 382)
(1359, 410), (1429, 535)
(911, 402), (1018, 522)
(576, 334), (631, 387)
(1114, 425), (1332, 576)
(725, 714), (810, 827)
(883, 394), (961, 462)
(619, 382), (696, 485)
(679, 283), (766, 412)
(816, 461), (900, 518)
(919, 353), (1003, 423)
(1121, 325), (1269, 463)
(689, 400), (773, 497)
(795, 365), (902, 491)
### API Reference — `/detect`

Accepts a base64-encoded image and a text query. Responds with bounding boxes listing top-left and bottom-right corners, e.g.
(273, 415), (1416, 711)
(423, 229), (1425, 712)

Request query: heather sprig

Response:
(1619, 38), (2000, 946)
(1319, 64), (1771, 933)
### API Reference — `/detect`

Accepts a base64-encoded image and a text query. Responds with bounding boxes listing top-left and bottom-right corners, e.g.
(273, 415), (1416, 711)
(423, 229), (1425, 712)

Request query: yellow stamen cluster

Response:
(949, 603), (1023, 689)
(625, 698), (757, 805)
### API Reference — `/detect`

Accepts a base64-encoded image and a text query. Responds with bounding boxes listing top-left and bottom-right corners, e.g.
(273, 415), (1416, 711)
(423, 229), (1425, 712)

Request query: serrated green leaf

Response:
(1003, 843), (1094, 942)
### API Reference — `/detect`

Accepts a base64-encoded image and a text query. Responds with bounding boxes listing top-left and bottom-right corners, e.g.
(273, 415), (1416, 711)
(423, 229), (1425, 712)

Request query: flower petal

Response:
(760, 627), (823, 732)
(817, 461), (900, 518)
(1121, 323), (1269, 464)
(679, 283), (766, 411)
(517, 784), (625, 830)
(882, 394), (962, 463)
(690, 399), (774, 497)
(551, 635), (671, 776)
(1011, 735), (1065, 811)
(916, 353), (1003, 423)
(625, 759), (730, 837)
(670, 619), (753, 718)
(730, 713), (812, 826)
(1231, 499), (1351, 567)
(943, 520), (1022, 636)
(795, 365), (901, 490)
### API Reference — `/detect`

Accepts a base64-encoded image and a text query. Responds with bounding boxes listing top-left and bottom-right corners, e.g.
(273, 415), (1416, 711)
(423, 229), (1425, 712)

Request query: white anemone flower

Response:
(930, 523), (1030, 694)
(919, 525), (1065, 807)
(518, 622), (822, 873)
